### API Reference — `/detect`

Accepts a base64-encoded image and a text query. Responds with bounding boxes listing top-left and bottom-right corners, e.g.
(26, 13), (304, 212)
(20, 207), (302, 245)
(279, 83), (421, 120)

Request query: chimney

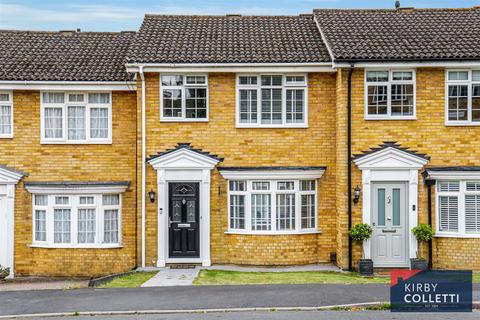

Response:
(395, 1), (400, 9)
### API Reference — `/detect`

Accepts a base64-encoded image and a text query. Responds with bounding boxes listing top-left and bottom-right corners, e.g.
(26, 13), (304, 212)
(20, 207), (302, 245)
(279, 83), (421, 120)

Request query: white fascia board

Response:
(334, 61), (480, 69)
(426, 171), (480, 180)
(126, 63), (335, 73)
(219, 169), (325, 180)
(0, 168), (25, 184)
(25, 185), (129, 194)
(0, 81), (137, 91)
(148, 149), (220, 170)
(353, 147), (429, 169)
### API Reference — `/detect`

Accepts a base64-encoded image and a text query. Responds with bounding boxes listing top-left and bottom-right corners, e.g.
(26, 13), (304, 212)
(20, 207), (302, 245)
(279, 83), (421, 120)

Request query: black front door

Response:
(168, 182), (200, 258)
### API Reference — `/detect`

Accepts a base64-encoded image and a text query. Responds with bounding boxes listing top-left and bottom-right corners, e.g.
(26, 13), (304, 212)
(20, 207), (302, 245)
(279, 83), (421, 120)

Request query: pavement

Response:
(141, 268), (200, 287)
(0, 279), (88, 292)
(28, 310), (480, 320)
(0, 284), (390, 317)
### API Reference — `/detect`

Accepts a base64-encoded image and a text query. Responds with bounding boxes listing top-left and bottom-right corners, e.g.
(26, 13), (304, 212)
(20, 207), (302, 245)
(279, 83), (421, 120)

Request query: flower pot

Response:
(410, 258), (428, 271)
(0, 267), (9, 280)
(358, 259), (374, 276)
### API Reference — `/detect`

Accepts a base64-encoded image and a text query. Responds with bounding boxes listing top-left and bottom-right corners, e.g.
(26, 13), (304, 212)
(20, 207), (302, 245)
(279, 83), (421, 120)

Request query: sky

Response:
(0, 0), (478, 31)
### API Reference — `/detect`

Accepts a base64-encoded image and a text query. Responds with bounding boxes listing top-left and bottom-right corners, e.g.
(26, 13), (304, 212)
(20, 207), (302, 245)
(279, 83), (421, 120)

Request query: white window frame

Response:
(236, 74), (309, 128)
(364, 69), (416, 120)
(436, 180), (480, 238)
(226, 179), (318, 234)
(159, 74), (209, 122)
(445, 69), (480, 126)
(0, 91), (13, 138)
(40, 91), (112, 144)
(31, 193), (122, 248)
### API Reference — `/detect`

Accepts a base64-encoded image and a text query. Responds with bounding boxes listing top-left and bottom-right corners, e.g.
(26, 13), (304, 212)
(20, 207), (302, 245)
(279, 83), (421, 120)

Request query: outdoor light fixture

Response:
(353, 186), (361, 204)
(148, 189), (156, 203)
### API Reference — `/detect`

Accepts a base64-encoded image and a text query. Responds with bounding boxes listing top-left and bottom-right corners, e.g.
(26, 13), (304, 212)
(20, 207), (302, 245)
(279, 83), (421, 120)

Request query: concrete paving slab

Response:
(141, 268), (200, 287)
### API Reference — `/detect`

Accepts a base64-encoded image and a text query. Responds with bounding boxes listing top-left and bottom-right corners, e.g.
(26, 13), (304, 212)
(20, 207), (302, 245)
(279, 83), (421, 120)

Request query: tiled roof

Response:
(127, 15), (331, 64)
(314, 8), (480, 62)
(0, 30), (136, 81)
(147, 143), (224, 162)
(353, 141), (430, 161)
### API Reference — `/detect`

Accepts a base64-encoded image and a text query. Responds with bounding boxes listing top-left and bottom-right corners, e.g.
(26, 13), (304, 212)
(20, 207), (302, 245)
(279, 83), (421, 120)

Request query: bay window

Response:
(41, 92), (111, 143)
(227, 179), (317, 233)
(437, 180), (480, 237)
(236, 74), (308, 127)
(446, 70), (480, 125)
(32, 193), (122, 247)
(160, 75), (208, 121)
(0, 91), (13, 138)
(365, 70), (415, 119)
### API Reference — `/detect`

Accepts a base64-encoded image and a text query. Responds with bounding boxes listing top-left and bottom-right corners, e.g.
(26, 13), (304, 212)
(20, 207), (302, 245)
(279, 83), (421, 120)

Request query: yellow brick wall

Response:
(3, 90), (137, 277)
(139, 72), (338, 266)
(339, 67), (480, 270)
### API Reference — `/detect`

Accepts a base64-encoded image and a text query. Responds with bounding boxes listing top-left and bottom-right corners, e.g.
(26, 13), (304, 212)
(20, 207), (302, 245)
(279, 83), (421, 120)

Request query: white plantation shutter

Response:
(438, 181), (460, 192)
(439, 196), (458, 232)
(465, 195), (480, 233)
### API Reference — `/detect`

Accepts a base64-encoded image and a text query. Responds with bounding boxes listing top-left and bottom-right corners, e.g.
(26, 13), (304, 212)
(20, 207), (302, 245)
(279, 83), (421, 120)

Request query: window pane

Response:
(393, 188), (400, 226)
(377, 188), (386, 226)
(44, 107), (63, 139)
(68, 93), (85, 103)
(230, 195), (245, 229)
(54, 209), (71, 243)
(67, 106), (86, 140)
(448, 85), (468, 121)
(392, 72), (413, 81)
(55, 196), (69, 205)
(277, 194), (295, 230)
(79, 196), (95, 205)
(391, 84), (414, 116)
(301, 194), (315, 229)
(35, 195), (48, 206)
(35, 210), (46, 242)
(367, 85), (388, 115)
(163, 89), (182, 118)
(239, 76), (257, 85)
(186, 76), (206, 84)
(43, 92), (64, 104)
(277, 181), (294, 190)
(239, 89), (258, 123)
(473, 71), (480, 81)
(465, 195), (480, 233)
(438, 181), (460, 192)
(229, 181), (246, 191)
(285, 76), (305, 84)
(366, 71), (388, 82)
(0, 105), (12, 135)
(161, 75), (183, 86)
(252, 182), (270, 190)
(90, 108), (109, 139)
(251, 194), (271, 231)
(286, 89), (304, 123)
(104, 209), (119, 243)
(261, 88), (282, 124)
(448, 71), (468, 81)
(0, 93), (10, 102)
(78, 208), (96, 243)
(439, 196), (458, 232)
(261, 75), (282, 86)
(88, 93), (110, 104)
(466, 182), (480, 191)
(473, 85), (480, 122)
(103, 194), (119, 206)
(300, 180), (316, 191)
(185, 88), (207, 119)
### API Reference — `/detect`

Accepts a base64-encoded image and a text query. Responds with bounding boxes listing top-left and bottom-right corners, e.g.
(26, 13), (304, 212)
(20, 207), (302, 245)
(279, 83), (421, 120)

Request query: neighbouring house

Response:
(0, 6), (479, 278)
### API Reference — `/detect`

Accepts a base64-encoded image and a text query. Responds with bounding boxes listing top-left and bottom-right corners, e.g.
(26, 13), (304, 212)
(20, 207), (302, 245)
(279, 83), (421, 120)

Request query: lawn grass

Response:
(193, 270), (389, 286)
(474, 273), (480, 283)
(98, 272), (157, 288)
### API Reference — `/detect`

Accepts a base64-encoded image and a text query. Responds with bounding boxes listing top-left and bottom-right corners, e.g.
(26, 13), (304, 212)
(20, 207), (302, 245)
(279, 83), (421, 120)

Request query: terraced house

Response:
(0, 6), (479, 278)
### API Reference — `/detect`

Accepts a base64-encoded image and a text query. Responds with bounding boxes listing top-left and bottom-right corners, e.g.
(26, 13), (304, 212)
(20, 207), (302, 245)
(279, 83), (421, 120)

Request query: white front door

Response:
(371, 183), (409, 267)
(0, 195), (13, 275)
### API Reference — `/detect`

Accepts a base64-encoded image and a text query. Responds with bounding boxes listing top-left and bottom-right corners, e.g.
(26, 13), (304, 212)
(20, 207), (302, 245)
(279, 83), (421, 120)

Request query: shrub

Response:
(0, 265), (10, 280)
(349, 223), (373, 242)
(412, 224), (434, 260)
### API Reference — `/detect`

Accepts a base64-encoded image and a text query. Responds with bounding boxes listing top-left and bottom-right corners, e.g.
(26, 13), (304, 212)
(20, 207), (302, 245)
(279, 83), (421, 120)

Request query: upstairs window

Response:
(446, 70), (480, 125)
(41, 92), (111, 143)
(0, 91), (13, 138)
(160, 75), (208, 121)
(365, 70), (415, 119)
(236, 74), (308, 127)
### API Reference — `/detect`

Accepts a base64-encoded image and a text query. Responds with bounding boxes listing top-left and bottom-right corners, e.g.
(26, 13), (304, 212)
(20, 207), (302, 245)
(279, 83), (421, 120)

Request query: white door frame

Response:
(0, 166), (26, 278)
(353, 146), (429, 267)
(148, 148), (220, 267)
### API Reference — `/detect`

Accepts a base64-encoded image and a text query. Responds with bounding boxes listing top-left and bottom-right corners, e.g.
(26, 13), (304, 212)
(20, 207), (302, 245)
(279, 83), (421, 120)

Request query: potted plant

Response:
(0, 265), (10, 281)
(349, 223), (374, 276)
(411, 224), (434, 271)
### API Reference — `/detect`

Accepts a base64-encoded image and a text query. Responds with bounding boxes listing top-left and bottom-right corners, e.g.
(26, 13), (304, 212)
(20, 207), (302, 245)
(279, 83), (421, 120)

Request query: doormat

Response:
(169, 264), (197, 269)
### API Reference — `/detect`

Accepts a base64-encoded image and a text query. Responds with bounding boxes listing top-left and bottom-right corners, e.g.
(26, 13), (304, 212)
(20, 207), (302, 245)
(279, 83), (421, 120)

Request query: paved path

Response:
(141, 268), (200, 287)
(31, 310), (480, 320)
(0, 284), (389, 316)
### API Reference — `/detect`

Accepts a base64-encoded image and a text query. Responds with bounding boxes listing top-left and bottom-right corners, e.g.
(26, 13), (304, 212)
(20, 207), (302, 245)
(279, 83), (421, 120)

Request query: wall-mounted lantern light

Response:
(148, 189), (156, 203)
(353, 185), (361, 204)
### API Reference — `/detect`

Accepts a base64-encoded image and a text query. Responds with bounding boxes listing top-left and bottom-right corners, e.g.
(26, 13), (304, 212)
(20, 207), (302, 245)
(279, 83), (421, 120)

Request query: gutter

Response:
(139, 65), (146, 268)
(347, 65), (354, 271)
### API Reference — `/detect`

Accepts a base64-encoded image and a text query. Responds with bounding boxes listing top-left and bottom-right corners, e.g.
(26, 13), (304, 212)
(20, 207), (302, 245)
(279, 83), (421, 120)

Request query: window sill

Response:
(235, 124), (309, 129)
(40, 140), (112, 145)
(364, 116), (416, 121)
(0, 135), (13, 139)
(224, 229), (321, 236)
(29, 243), (124, 249)
(434, 233), (480, 239)
(160, 118), (209, 123)
(445, 122), (480, 127)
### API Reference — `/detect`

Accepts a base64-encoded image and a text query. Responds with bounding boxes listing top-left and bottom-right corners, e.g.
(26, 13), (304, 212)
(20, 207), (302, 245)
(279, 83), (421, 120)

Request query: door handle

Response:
(387, 217), (392, 221)
(168, 218), (172, 228)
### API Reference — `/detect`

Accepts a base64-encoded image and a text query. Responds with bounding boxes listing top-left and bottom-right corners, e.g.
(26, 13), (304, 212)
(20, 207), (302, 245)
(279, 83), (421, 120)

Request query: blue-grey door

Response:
(371, 183), (408, 267)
